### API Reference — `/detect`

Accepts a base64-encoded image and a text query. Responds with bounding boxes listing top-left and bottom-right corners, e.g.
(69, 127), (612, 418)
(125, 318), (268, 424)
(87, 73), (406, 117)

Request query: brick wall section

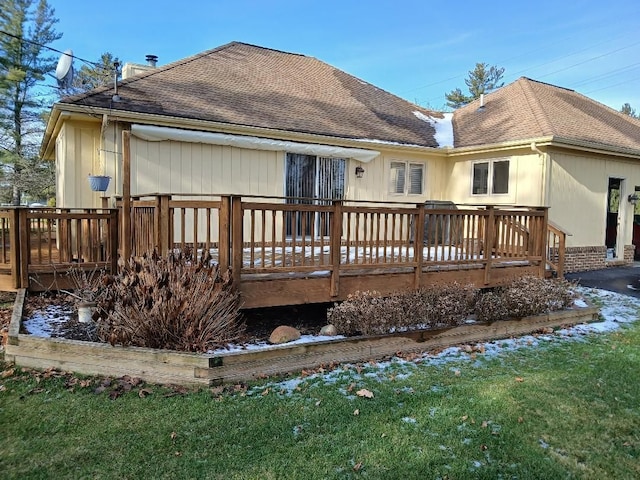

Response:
(564, 246), (607, 273)
(564, 245), (635, 273)
(624, 245), (636, 264)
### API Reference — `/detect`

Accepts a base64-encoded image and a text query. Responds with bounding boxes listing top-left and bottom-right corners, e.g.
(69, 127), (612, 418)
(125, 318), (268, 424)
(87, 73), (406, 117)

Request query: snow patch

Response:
(413, 111), (454, 147)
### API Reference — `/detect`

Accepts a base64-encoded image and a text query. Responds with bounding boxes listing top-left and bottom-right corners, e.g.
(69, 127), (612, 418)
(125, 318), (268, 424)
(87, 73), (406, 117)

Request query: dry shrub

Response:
(475, 276), (575, 322)
(327, 283), (478, 336)
(96, 251), (244, 352)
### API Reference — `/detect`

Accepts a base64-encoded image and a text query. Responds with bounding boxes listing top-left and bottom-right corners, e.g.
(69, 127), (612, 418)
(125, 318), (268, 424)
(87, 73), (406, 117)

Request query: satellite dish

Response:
(55, 49), (74, 89)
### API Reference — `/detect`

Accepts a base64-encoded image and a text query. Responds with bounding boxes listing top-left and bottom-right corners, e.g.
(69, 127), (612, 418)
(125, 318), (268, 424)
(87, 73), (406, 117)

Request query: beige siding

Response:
(348, 151), (448, 204)
(55, 121), (102, 208)
(549, 151), (640, 248)
(130, 138), (283, 196)
(446, 151), (544, 206)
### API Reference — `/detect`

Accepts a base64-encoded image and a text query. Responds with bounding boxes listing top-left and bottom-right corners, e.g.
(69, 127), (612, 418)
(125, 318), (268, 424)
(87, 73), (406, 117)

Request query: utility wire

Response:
(0, 29), (101, 67)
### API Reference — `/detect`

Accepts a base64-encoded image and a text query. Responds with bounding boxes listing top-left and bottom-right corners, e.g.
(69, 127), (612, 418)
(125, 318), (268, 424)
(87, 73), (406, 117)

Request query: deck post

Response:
(9, 209), (21, 289)
(413, 204), (425, 289)
(330, 200), (343, 297)
(17, 209), (29, 288)
(121, 130), (131, 260)
(231, 196), (243, 286)
(218, 196), (231, 271)
(156, 195), (171, 256)
(539, 207), (549, 279)
(483, 206), (495, 285)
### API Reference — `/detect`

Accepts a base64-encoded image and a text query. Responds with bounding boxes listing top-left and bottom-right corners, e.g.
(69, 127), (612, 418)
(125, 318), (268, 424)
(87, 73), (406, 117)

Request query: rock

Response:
(319, 324), (338, 336)
(269, 325), (301, 344)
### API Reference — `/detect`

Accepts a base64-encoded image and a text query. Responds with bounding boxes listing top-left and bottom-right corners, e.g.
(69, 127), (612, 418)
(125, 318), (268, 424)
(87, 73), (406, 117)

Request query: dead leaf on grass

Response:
(1, 368), (14, 378)
(481, 421), (488, 428)
(138, 388), (153, 398)
(356, 388), (374, 399)
(515, 377), (524, 383)
(170, 431), (177, 441)
(353, 409), (360, 416)
(353, 461), (363, 472)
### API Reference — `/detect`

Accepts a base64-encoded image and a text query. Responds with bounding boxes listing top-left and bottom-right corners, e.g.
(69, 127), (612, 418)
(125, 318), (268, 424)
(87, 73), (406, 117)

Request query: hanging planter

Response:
(88, 175), (111, 192)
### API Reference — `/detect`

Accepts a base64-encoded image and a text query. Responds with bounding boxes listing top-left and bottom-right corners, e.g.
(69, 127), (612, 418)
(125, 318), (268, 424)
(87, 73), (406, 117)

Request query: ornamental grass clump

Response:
(96, 250), (244, 352)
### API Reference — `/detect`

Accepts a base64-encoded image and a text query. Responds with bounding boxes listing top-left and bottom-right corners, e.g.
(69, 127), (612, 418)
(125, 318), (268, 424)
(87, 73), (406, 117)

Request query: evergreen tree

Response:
(0, 0), (61, 204)
(445, 63), (505, 109)
(71, 52), (120, 92)
(620, 103), (638, 118)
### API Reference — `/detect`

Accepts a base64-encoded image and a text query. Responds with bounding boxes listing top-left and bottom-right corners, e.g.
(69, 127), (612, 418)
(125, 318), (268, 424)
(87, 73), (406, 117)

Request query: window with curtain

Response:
(389, 161), (424, 195)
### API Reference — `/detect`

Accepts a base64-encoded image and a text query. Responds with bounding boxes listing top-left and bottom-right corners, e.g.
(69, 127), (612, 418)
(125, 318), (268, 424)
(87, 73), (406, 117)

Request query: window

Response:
(472, 159), (509, 195)
(390, 161), (424, 195)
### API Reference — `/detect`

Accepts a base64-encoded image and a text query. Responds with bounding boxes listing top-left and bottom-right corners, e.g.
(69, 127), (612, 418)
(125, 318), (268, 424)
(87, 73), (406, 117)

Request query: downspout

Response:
(531, 142), (548, 206)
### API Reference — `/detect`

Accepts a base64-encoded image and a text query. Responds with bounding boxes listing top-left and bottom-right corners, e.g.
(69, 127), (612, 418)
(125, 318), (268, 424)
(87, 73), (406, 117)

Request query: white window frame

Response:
(389, 160), (425, 196)
(471, 159), (510, 196)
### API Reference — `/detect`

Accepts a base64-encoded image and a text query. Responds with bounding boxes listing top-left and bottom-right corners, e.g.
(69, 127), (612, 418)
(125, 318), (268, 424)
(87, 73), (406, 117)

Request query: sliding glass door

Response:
(285, 153), (345, 237)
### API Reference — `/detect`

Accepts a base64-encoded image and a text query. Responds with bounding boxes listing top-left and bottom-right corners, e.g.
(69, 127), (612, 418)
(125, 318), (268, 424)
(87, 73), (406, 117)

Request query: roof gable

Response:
(60, 42), (442, 148)
(453, 77), (640, 152)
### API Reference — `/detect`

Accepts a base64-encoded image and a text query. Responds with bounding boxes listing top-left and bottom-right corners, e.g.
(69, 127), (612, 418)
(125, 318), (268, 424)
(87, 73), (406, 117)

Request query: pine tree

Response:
(71, 52), (120, 93)
(445, 63), (505, 109)
(0, 0), (61, 204)
(620, 103), (638, 118)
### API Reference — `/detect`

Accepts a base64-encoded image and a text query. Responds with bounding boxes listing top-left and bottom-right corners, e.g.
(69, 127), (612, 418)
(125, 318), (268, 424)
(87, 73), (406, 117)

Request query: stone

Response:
(319, 324), (338, 336)
(269, 325), (301, 344)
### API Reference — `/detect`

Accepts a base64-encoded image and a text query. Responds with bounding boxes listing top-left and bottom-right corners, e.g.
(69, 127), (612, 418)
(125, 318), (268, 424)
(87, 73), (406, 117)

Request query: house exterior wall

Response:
(445, 150), (545, 206)
(548, 150), (640, 271)
(55, 121), (104, 208)
(130, 136), (284, 197)
(348, 151), (449, 204)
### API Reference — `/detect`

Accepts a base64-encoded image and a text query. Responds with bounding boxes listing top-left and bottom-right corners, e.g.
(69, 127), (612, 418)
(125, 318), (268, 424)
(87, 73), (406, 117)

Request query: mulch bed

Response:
(20, 292), (333, 345)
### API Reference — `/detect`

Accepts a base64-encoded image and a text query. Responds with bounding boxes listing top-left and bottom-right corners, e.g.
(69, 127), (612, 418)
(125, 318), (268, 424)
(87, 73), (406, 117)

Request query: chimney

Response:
(145, 55), (158, 67)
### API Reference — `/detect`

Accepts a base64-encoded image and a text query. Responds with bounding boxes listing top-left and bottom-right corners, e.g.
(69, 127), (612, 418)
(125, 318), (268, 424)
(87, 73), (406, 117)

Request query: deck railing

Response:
(0, 196), (558, 296)
(0, 207), (119, 289)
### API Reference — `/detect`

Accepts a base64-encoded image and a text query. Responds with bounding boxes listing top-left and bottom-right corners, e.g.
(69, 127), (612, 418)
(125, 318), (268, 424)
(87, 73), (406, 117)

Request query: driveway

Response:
(565, 263), (640, 298)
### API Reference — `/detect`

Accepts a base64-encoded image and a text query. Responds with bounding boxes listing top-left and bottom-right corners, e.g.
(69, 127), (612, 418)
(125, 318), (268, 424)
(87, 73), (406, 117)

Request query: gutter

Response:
(47, 103), (450, 158)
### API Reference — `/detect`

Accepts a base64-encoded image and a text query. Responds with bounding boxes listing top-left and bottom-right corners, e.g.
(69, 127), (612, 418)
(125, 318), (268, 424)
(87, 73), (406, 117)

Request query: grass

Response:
(1, 322), (639, 479)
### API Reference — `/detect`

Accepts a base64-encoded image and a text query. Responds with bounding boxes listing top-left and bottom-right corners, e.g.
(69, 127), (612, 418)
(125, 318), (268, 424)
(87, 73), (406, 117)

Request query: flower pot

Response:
(88, 175), (111, 192)
(77, 302), (97, 323)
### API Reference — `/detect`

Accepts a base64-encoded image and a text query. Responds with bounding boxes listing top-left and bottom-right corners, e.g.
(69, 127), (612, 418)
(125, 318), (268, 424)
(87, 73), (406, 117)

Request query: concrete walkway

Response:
(565, 263), (640, 298)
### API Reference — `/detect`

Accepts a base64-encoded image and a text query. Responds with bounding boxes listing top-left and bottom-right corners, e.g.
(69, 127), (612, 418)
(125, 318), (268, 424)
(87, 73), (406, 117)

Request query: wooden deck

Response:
(0, 196), (565, 308)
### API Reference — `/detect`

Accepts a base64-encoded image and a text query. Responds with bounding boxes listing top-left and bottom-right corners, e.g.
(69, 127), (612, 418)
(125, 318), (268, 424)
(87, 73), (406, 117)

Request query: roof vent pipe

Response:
(145, 55), (158, 67)
(477, 93), (485, 111)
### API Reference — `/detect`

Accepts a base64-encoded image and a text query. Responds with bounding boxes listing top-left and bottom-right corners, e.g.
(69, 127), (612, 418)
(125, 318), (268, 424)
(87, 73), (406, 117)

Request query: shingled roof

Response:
(60, 42), (443, 148)
(453, 77), (640, 152)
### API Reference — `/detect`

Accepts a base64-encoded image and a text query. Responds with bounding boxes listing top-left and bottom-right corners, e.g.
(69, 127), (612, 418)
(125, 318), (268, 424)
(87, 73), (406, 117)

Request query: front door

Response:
(606, 178), (622, 258)
(284, 153), (345, 237)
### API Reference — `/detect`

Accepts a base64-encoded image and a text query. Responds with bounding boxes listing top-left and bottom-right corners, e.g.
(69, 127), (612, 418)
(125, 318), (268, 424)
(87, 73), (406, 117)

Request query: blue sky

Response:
(48, 0), (640, 111)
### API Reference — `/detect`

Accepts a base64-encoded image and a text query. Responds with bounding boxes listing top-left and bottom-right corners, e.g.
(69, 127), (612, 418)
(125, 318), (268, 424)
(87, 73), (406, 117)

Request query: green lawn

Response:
(1, 322), (639, 479)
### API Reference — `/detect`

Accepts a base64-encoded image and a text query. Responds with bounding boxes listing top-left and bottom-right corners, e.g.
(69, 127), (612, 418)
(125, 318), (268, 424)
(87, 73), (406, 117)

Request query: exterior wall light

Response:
(355, 166), (365, 178)
(628, 193), (639, 205)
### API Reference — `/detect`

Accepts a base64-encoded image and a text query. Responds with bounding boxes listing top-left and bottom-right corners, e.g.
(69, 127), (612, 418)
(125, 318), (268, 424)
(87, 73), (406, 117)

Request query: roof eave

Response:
(49, 103), (448, 157)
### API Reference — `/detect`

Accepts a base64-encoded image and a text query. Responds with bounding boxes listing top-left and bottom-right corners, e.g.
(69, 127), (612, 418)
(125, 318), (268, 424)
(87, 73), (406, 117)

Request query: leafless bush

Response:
(96, 250), (244, 352)
(475, 276), (576, 322)
(327, 283), (478, 336)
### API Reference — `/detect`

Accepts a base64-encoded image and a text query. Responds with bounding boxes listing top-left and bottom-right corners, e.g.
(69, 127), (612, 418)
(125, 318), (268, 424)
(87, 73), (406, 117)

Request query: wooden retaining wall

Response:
(4, 290), (598, 386)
